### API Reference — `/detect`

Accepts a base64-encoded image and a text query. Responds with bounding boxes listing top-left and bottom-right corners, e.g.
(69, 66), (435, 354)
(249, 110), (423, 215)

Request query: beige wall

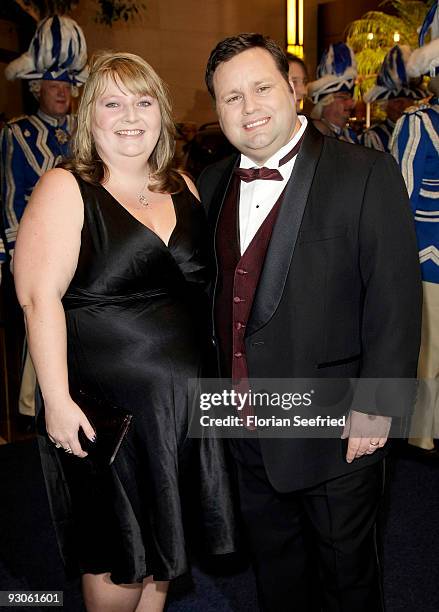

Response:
(0, 0), (384, 126)
(74, 0), (286, 125)
(303, 0), (320, 78)
(5, 1), (358, 126)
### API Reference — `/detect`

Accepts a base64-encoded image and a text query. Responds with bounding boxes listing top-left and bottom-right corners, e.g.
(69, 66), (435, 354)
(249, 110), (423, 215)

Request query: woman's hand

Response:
(45, 397), (96, 458)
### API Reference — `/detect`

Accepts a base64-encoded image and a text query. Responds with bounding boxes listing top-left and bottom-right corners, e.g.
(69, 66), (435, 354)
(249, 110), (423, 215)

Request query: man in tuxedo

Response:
(198, 34), (422, 611)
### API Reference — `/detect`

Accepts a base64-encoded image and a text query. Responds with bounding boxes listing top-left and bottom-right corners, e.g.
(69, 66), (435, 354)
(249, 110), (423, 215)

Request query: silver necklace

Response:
(137, 177), (149, 207)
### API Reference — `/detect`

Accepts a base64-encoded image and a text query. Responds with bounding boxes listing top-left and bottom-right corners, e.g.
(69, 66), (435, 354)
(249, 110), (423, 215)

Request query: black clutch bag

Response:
(72, 389), (133, 465)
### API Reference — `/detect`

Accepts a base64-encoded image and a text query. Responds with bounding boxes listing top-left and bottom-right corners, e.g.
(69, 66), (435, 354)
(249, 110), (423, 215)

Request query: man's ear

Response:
(288, 78), (297, 103)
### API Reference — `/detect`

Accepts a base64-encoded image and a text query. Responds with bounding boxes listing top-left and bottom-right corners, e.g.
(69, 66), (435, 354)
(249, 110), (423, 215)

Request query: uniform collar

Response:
(37, 109), (68, 128)
(320, 117), (344, 135)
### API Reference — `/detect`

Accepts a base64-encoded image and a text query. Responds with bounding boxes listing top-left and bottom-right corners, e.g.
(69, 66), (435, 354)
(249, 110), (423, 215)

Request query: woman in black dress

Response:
(14, 51), (235, 612)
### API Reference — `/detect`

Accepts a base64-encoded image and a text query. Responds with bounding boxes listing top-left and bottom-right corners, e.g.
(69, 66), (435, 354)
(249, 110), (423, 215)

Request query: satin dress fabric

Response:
(42, 174), (236, 584)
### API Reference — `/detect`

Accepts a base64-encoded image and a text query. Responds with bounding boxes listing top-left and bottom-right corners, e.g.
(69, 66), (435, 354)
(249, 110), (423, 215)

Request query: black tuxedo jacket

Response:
(198, 122), (422, 492)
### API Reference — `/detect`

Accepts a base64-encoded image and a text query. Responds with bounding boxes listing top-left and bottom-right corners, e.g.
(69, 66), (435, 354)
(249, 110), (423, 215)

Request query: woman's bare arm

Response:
(14, 168), (95, 456)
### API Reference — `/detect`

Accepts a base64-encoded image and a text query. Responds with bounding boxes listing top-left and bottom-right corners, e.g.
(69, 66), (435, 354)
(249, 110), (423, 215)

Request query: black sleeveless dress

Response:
(39, 174), (236, 584)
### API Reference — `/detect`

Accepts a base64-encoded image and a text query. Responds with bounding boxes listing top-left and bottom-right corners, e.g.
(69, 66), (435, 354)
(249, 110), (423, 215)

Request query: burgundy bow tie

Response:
(234, 167), (282, 182)
(234, 133), (304, 183)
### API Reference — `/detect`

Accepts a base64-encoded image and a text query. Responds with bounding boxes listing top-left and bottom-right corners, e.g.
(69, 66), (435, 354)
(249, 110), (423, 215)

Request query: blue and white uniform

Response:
(361, 45), (426, 153)
(391, 100), (439, 284)
(0, 110), (74, 260)
(0, 13), (87, 417)
(391, 79), (439, 446)
(0, 13), (87, 272)
(398, 1), (439, 449)
(360, 118), (395, 152)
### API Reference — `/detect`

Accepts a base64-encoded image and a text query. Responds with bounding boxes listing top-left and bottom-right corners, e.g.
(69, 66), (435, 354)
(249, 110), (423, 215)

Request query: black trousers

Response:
(230, 439), (385, 612)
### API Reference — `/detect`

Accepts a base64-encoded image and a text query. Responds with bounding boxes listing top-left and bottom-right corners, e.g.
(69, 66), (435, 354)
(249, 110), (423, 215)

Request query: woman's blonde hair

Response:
(63, 51), (183, 193)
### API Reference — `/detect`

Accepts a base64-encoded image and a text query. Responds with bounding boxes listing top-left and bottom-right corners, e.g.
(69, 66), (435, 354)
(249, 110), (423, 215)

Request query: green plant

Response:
(346, 0), (433, 95)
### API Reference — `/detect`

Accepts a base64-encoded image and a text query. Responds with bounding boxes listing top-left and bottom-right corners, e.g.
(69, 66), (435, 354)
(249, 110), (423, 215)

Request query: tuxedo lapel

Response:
(207, 154), (239, 231)
(246, 123), (324, 336)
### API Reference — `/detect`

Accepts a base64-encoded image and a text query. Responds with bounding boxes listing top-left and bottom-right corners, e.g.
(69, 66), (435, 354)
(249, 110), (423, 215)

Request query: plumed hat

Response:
(5, 15), (88, 85)
(364, 45), (425, 103)
(406, 1), (439, 78)
(308, 42), (357, 104)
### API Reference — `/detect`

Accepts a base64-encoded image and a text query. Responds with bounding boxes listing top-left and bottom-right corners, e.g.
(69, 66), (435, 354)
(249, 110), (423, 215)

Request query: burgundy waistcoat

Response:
(215, 174), (285, 381)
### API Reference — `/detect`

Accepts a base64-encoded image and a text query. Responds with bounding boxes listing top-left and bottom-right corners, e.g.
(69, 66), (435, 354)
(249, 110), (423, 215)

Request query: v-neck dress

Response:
(41, 173), (236, 584)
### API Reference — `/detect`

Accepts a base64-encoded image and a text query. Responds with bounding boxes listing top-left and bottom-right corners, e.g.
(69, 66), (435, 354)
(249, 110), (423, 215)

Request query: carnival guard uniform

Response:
(0, 14), (87, 417)
(361, 117), (395, 152)
(0, 110), (74, 260)
(308, 42), (359, 144)
(392, 100), (439, 283)
(391, 1), (439, 451)
(361, 45), (425, 152)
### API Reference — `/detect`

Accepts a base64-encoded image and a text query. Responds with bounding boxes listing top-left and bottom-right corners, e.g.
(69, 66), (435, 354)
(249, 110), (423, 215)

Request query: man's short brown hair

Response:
(205, 33), (290, 99)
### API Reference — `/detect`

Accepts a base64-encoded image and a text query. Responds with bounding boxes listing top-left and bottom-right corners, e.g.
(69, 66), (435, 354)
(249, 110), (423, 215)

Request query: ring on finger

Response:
(64, 447), (73, 454)
(55, 443), (62, 449)
(369, 440), (379, 447)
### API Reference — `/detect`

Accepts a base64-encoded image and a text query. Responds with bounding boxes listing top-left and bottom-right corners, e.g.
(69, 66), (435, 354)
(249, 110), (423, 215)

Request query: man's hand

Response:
(341, 410), (391, 463)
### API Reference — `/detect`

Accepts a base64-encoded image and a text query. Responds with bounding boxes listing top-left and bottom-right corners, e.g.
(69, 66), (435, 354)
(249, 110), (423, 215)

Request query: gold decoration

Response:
(55, 128), (69, 144)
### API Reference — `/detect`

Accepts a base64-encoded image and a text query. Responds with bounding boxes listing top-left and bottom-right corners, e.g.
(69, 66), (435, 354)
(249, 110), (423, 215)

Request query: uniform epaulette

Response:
(403, 103), (431, 115)
(6, 114), (29, 125)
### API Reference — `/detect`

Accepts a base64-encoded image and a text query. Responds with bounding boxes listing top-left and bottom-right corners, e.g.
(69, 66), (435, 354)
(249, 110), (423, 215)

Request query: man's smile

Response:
(243, 117), (270, 130)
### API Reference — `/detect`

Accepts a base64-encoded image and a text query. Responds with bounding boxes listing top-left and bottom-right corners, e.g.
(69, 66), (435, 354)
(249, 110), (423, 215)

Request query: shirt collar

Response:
(37, 109), (67, 128)
(240, 115), (308, 170)
(322, 118), (342, 135)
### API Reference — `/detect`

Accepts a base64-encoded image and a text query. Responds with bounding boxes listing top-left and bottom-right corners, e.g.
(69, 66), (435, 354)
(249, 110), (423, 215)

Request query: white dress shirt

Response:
(238, 115), (308, 254)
